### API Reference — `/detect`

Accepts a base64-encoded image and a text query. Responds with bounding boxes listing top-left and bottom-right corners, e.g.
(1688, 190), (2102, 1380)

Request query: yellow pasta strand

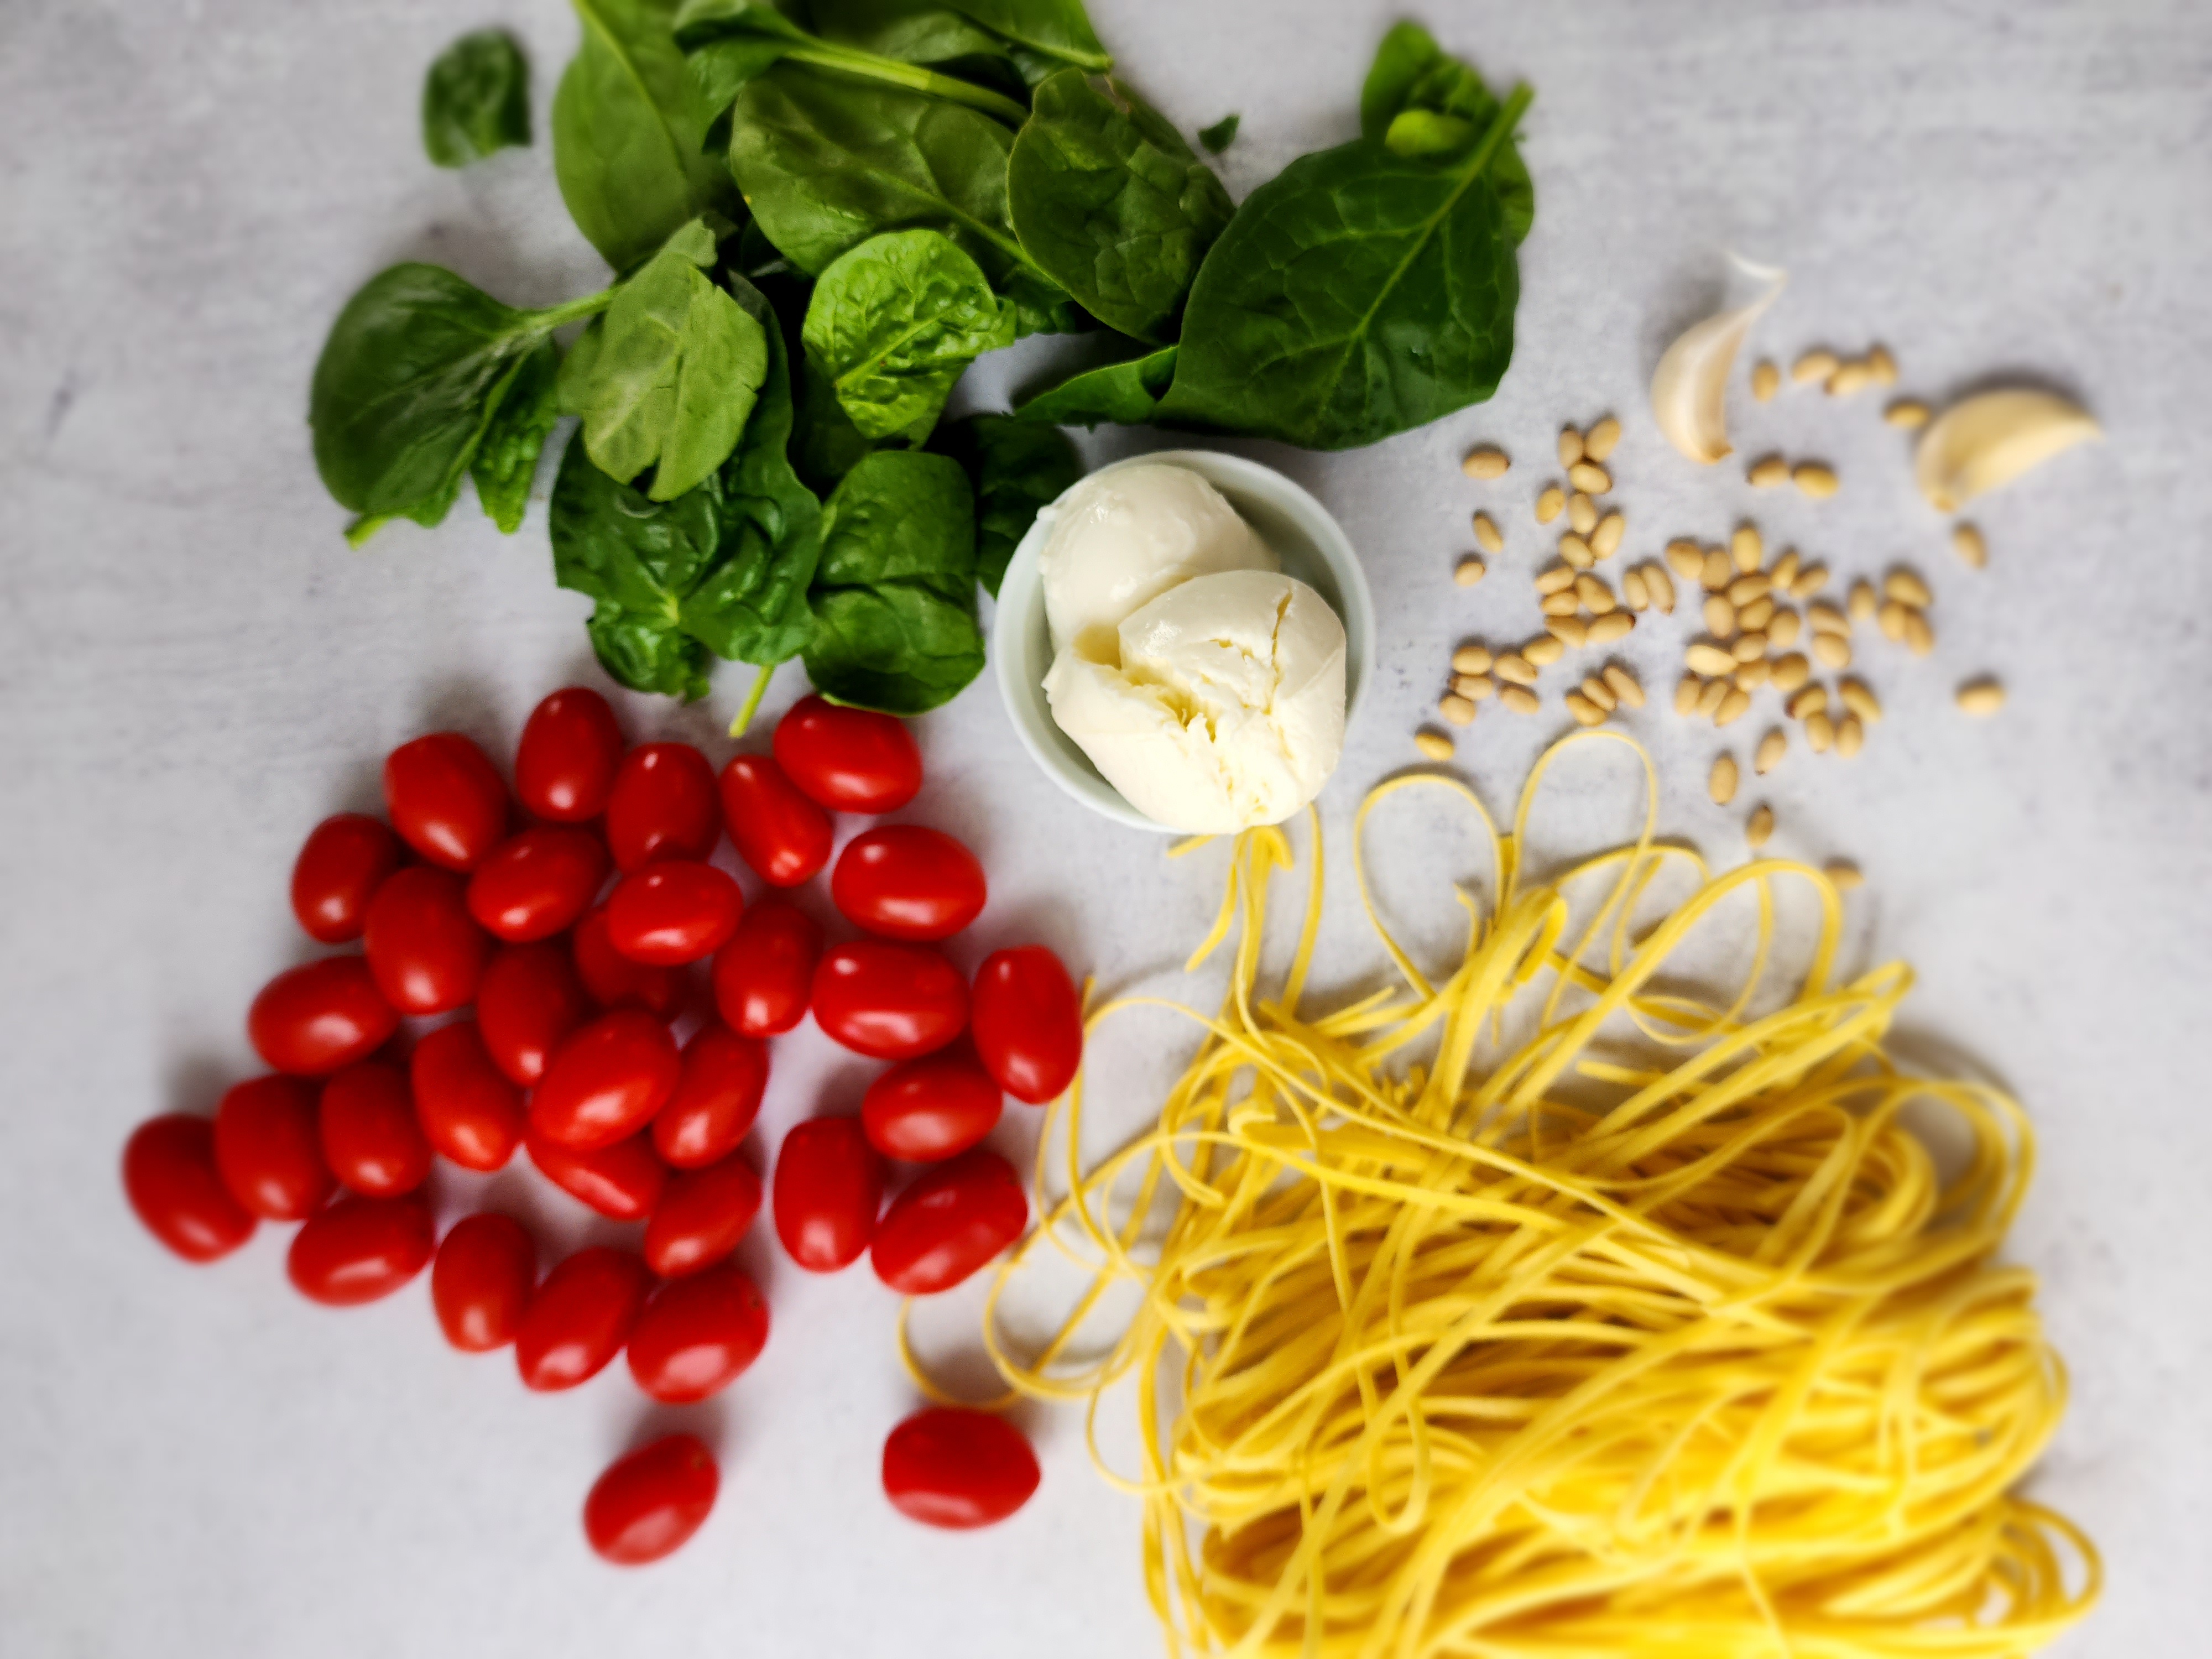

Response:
(973, 734), (2097, 1659)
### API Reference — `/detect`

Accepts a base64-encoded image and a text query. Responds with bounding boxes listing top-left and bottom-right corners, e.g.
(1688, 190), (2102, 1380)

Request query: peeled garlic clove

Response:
(1650, 257), (1786, 465)
(1913, 388), (2101, 511)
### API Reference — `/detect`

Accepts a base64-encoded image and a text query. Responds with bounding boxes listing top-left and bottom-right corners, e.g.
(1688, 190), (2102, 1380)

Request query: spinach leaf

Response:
(943, 0), (1108, 71)
(589, 603), (714, 699)
(423, 29), (533, 167)
(803, 450), (984, 713)
(675, 0), (1029, 124)
(1197, 112), (1238, 153)
(1010, 342), (1175, 425)
(792, 353), (883, 491)
(1006, 70), (1231, 342)
(1154, 85), (1531, 451)
(801, 229), (1014, 443)
(1360, 21), (1532, 246)
(935, 413), (1078, 596)
(569, 217), (769, 498)
(554, 0), (736, 273)
(807, 0), (1025, 95)
(469, 337), (561, 531)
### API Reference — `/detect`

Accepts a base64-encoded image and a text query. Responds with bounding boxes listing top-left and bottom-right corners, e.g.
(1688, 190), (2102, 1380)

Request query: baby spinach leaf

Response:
(423, 29), (533, 167)
(1010, 342), (1175, 425)
(589, 603), (714, 698)
(792, 349), (883, 491)
(675, 0), (1030, 124)
(803, 450), (984, 713)
(1197, 112), (1238, 153)
(1359, 21), (1532, 246)
(554, 0), (736, 273)
(807, 0), (1025, 93)
(935, 413), (1078, 596)
(1155, 84), (1531, 451)
(801, 228), (1014, 444)
(470, 337), (562, 531)
(943, 0), (1108, 71)
(1006, 70), (1231, 342)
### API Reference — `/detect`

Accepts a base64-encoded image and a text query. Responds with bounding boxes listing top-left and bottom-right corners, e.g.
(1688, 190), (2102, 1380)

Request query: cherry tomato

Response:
(606, 862), (743, 966)
(517, 687), (623, 824)
(771, 1118), (884, 1272)
(711, 899), (822, 1038)
(527, 1128), (667, 1222)
(287, 1194), (435, 1306)
(383, 732), (508, 872)
(477, 941), (589, 1087)
(627, 1264), (770, 1404)
(431, 1212), (537, 1352)
(773, 695), (923, 814)
(970, 946), (1084, 1105)
(584, 1434), (718, 1566)
(248, 957), (398, 1076)
(862, 1047), (1002, 1164)
(870, 1149), (1026, 1295)
(123, 1115), (255, 1262)
(644, 1152), (763, 1277)
(410, 1021), (525, 1172)
(717, 754), (832, 888)
(652, 1026), (769, 1169)
(465, 827), (610, 943)
(530, 1010), (682, 1151)
(830, 826), (987, 942)
(213, 1075), (333, 1220)
(606, 743), (719, 874)
(882, 1408), (1039, 1529)
(812, 941), (969, 1061)
(290, 814), (400, 945)
(364, 865), (490, 1015)
(514, 1245), (653, 1391)
(572, 904), (686, 1017)
(320, 1062), (433, 1197)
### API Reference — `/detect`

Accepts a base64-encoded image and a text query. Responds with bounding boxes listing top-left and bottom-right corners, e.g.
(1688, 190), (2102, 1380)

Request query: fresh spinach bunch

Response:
(422, 29), (532, 167)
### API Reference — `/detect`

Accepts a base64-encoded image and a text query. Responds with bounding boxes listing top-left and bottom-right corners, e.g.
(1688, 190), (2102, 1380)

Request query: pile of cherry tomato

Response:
(121, 687), (1081, 1565)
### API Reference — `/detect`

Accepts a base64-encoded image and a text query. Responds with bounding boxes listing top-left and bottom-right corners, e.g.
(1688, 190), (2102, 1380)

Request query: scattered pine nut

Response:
(1787, 684), (1828, 721)
(1709, 753), (1741, 804)
(1957, 678), (2006, 716)
(1767, 609), (1802, 648)
(1826, 360), (1873, 397)
(1884, 569), (1933, 608)
(1591, 513), (1625, 559)
(1789, 563), (1829, 599)
(1731, 524), (1763, 572)
(1792, 462), (1839, 498)
(1771, 550), (1801, 589)
(1579, 675), (1617, 712)
(1714, 688), (1752, 727)
(1755, 729), (1787, 775)
(1575, 573), (1616, 613)
(1700, 549), (1734, 591)
(1644, 564), (1678, 614)
(1839, 677), (1881, 722)
(1727, 572), (1771, 604)
(1746, 805), (1775, 847)
(1603, 664), (1645, 707)
(1749, 455), (1791, 487)
(1536, 485), (1566, 524)
(1568, 461), (1613, 494)
(1546, 614), (1590, 647)
(1792, 349), (1839, 384)
(1676, 675), (1704, 715)
(1584, 416), (1623, 462)
(1805, 711), (1836, 753)
(1732, 632), (1768, 662)
(1737, 595), (1776, 633)
(1568, 492), (1599, 535)
(1463, 446), (1510, 479)
(1472, 512), (1504, 554)
(1849, 580), (1879, 622)
(1876, 599), (1911, 641)
(1704, 594), (1738, 638)
(1734, 658), (1772, 690)
(1587, 612), (1636, 645)
(1694, 679), (1729, 718)
(1869, 346), (1898, 385)
(1885, 399), (1931, 429)
(1500, 685), (1541, 715)
(1666, 539), (1705, 580)
(1495, 653), (1538, 685)
(1771, 653), (1812, 693)
(1452, 644), (1493, 675)
(1953, 524), (1988, 569)
(1902, 610), (1935, 656)
(1560, 533), (1595, 570)
(1686, 643), (1738, 677)
(1825, 860), (1863, 890)
(1439, 693), (1476, 726)
(1536, 565), (1577, 595)
(1541, 588), (1582, 617)
(1836, 714), (1865, 757)
(1455, 557), (1487, 586)
(1565, 691), (1607, 727)
(1455, 673), (1496, 701)
(1524, 635), (1566, 667)
(1752, 360), (1780, 401)
(1813, 633), (1853, 669)
(1415, 729), (1455, 760)
(1808, 601), (1850, 637)
(1623, 567), (1650, 611)
(1558, 427), (1584, 467)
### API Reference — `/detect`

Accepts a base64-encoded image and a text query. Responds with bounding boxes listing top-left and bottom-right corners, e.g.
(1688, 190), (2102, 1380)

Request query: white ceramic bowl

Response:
(994, 448), (1376, 833)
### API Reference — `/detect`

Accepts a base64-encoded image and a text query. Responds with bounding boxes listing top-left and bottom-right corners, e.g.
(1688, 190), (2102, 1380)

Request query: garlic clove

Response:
(1650, 257), (1786, 465)
(1913, 388), (2101, 511)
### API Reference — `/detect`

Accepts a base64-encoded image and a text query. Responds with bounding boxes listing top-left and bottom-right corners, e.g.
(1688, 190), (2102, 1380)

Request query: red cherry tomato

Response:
(477, 942), (589, 1087)
(248, 957), (398, 1076)
(870, 1149), (1026, 1295)
(651, 1027), (769, 1170)
(584, 1434), (719, 1566)
(530, 1010), (682, 1151)
(771, 1118), (884, 1272)
(882, 1408), (1039, 1529)
(213, 1075), (333, 1220)
(572, 904), (686, 1017)
(711, 898), (822, 1038)
(465, 828), (610, 943)
(383, 732), (508, 872)
(287, 1194), (435, 1306)
(431, 1212), (538, 1352)
(717, 754), (832, 888)
(606, 743), (719, 874)
(526, 1128), (667, 1222)
(410, 1021), (525, 1172)
(123, 1115), (256, 1262)
(970, 946), (1084, 1105)
(514, 1246), (653, 1391)
(364, 865), (490, 1016)
(862, 1047), (1002, 1163)
(831, 826), (987, 942)
(812, 941), (969, 1061)
(644, 1152), (763, 1277)
(773, 695), (923, 814)
(320, 1062), (433, 1197)
(517, 687), (623, 824)
(606, 862), (743, 965)
(290, 814), (400, 945)
(627, 1264), (770, 1404)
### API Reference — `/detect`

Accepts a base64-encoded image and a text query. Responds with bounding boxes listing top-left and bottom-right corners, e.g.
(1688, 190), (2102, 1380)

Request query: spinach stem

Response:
(728, 660), (776, 737)
(783, 44), (1030, 127)
(531, 288), (619, 330)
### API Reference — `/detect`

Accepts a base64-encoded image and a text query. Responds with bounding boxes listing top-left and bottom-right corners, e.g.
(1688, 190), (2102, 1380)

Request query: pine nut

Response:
(1524, 635), (1566, 666)
(1737, 595), (1775, 633)
(1903, 609), (1934, 656)
(1884, 569), (1932, 608)
(1495, 653), (1538, 685)
(1885, 399), (1931, 428)
(1560, 533), (1595, 570)
(1787, 685), (1828, 720)
(1568, 492), (1598, 535)
(1792, 349), (1839, 384)
(1953, 524), (1988, 568)
(1568, 461), (1613, 494)
(1579, 675), (1616, 712)
(1790, 563), (1830, 599)
(1869, 345), (1898, 385)
(1472, 512), (1504, 554)
(1792, 462), (1839, 498)
(1603, 664), (1645, 707)
(1587, 612), (1636, 645)
(1592, 513), (1625, 559)
(1701, 549), (1734, 591)
(1536, 485), (1565, 524)
(1746, 805), (1775, 848)
(1771, 653), (1812, 693)
(1694, 678), (1729, 718)
(1771, 550), (1801, 588)
(1827, 360), (1872, 397)
(1576, 573), (1616, 613)
(1676, 675), (1703, 715)
(1558, 427), (1584, 467)
(1704, 594), (1738, 638)
(1749, 455), (1790, 487)
(1732, 633), (1768, 662)
(1836, 713), (1865, 756)
(1455, 557), (1487, 586)
(1546, 614), (1590, 647)
(1645, 564), (1677, 614)
(1686, 643), (1738, 677)
(1439, 693), (1476, 725)
(1825, 860), (1864, 891)
(1623, 567), (1650, 611)
(1415, 730), (1455, 760)
(1752, 360), (1780, 401)
(1715, 688), (1752, 727)
(1957, 677), (2005, 716)
(1453, 644), (1493, 675)
(1565, 691), (1606, 727)
(1755, 729), (1787, 774)
(1813, 633), (1852, 669)
(1463, 446), (1509, 479)
(1805, 711), (1835, 753)
(1734, 659), (1772, 690)
(1808, 601), (1850, 636)
(1767, 609), (1801, 647)
(1457, 673), (1496, 701)
(1542, 588), (1580, 617)
(1536, 565), (1577, 594)
(1839, 678), (1881, 722)
(1500, 685), (1540, 714)
(1849, 580), (1878, 622)
(1727, 572), (1772, 604)
(1876, 599), (1910, 641)
(1732, 524), (1764, 572)
(1709, 753), (1740, 804)
(1666, 539), (1705, 580)
(1585, 416), (1623, 462)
